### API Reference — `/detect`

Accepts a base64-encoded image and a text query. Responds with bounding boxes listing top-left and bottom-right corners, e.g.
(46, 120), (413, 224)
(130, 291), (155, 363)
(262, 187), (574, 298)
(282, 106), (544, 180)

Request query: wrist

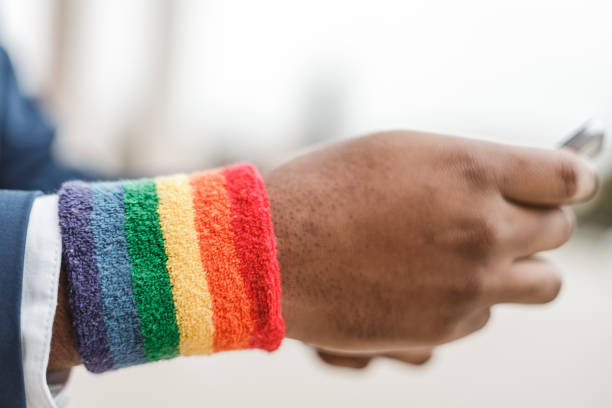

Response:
(264, 167), (308, 342)
(47, 262), (80, 372)
(57, 164), (284, 373)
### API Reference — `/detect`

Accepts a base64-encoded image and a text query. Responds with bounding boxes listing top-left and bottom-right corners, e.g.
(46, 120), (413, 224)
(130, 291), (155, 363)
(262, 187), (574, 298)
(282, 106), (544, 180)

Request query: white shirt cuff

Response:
(21, 194), (64, 408)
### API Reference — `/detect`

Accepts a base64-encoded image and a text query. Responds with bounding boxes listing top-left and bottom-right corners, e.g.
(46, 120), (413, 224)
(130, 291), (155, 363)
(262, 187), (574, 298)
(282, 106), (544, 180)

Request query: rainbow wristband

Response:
(58, 164), (284, 373)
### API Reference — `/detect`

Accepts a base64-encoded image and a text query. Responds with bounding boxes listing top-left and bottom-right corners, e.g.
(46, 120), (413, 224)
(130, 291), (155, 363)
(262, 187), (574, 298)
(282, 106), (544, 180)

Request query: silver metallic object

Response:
(561, 120), (605, 158)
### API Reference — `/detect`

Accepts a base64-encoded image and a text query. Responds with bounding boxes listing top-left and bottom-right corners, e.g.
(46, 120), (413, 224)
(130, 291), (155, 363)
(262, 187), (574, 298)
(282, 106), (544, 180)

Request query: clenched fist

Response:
(47, 130), (598, 373)
(266, 130), (597, 357)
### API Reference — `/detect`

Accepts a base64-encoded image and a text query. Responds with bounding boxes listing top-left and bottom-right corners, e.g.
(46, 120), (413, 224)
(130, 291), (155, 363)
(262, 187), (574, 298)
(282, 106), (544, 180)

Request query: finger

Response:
(316, 350), (372, 369)
(317, 348), (434, 369)
(499, 147), (597, 205)
(446, 309), (491, 343)
(490, 257), (562, 304)
(506, 205), (575, 256)
(384, 348), (434, 366)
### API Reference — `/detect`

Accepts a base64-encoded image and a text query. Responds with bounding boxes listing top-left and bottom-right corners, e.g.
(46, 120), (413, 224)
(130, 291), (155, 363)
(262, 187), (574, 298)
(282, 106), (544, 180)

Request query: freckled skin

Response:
(48, 130), (597, 372)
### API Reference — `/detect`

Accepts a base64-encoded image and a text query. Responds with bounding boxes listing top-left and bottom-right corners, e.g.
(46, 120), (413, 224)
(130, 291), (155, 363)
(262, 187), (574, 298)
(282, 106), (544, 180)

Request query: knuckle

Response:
(447, 151), (494, 190)
(459, 216), (501, 256)
(439, 270), (486, 307)
(555, 154), (580, 199)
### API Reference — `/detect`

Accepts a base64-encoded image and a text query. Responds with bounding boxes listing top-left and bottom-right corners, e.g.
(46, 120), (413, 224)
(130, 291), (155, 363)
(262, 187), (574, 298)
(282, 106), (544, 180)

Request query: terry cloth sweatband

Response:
(58, 163), (284, 373)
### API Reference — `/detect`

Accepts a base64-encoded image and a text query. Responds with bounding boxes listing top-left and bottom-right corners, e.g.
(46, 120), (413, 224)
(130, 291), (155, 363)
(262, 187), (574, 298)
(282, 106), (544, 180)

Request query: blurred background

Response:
(2, 0), (612, 407)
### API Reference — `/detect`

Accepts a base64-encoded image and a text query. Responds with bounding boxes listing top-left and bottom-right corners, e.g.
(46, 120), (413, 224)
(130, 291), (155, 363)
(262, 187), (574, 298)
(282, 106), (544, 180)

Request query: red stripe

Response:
(222, 164), (284, 351)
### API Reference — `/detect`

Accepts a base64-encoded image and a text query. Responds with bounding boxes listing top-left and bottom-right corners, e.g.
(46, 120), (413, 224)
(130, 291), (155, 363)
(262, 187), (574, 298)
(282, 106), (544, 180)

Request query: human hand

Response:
(266, 130), (597, 354)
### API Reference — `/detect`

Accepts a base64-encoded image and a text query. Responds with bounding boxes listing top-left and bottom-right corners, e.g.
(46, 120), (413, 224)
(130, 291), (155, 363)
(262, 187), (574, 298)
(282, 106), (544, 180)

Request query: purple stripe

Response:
(58, 181), (114, 372)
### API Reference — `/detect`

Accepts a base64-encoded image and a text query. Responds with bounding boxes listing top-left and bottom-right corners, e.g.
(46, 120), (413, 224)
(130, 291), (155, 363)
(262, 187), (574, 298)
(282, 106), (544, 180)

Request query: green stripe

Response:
(123, 179), (179, 361)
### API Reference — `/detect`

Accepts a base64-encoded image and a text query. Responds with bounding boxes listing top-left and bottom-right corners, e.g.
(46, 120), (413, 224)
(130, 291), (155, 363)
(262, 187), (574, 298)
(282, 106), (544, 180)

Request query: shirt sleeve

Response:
(21, 194), (64, 408)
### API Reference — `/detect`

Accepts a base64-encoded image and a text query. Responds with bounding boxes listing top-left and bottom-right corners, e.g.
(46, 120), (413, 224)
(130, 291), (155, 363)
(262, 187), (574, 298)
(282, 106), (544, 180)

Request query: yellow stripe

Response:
(155, 174), (214, 355)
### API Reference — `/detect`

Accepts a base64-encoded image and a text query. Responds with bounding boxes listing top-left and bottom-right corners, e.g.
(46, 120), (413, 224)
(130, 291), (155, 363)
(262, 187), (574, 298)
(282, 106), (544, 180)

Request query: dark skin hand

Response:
(47, 130), (597, 373)
(47, 264), (81, 372)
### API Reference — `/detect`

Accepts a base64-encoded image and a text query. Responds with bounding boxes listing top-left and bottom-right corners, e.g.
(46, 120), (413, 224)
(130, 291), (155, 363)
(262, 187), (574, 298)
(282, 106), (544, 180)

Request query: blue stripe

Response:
(91, 182), (147, 367)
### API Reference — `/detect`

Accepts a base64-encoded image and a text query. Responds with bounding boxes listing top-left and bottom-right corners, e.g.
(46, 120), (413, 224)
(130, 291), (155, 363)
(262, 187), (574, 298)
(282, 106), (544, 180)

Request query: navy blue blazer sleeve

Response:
(0, 47), (94, 193)
(0, 47), (95, 407)
(0, 190), (38, 408)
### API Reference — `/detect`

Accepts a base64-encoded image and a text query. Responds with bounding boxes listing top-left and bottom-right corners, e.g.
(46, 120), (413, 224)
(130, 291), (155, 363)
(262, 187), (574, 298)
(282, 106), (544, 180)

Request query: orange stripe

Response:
(189, 170), (254, 351)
